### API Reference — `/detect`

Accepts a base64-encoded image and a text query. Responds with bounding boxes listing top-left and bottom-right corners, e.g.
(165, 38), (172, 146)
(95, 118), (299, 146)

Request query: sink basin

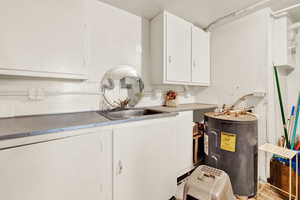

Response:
(99, 109), (166, 120)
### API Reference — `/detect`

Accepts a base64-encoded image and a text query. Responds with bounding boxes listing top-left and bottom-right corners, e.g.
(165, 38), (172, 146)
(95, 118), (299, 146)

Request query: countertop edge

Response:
(0, 112), (178, 142)
(148, 104), (218, 113)
(0, 103), (215, 143)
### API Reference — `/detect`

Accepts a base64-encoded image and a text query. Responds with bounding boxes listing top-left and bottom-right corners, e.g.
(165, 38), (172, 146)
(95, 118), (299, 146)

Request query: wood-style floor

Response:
(177, 182), (291, 200)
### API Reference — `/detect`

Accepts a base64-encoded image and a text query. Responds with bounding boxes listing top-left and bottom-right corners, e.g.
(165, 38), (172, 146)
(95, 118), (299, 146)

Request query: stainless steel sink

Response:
(99, 109), (166, 120)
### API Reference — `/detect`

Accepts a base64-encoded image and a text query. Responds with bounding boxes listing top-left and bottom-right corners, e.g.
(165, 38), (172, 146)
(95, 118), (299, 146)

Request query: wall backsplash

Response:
(0, 78), (199, 118)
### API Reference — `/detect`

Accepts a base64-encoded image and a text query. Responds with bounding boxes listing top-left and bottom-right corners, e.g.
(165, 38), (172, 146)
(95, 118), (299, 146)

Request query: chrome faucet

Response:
(113, 98), (130, 110)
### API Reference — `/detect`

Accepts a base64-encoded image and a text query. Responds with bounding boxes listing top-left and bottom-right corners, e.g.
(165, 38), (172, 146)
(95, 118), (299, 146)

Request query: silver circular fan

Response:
(101, 66), (144, 109)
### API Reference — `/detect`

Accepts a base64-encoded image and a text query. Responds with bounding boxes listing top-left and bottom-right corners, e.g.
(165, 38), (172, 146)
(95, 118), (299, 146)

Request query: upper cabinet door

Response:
(272, 16), (292, 68)
(166, 13), (192, 83)
(0, 0), (87, 79)
(192, 26), (210, 85)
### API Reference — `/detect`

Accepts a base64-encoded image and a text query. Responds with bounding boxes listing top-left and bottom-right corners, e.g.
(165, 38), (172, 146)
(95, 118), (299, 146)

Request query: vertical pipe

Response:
(297, 154), (298, 200)
(290, 158), (292, 200)
(273, 3), (300, 16)
(274, 66), (290, 148)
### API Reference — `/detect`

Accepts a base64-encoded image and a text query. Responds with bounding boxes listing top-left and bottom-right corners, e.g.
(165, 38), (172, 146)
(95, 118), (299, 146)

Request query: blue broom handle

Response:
(291, 94), (300, 149)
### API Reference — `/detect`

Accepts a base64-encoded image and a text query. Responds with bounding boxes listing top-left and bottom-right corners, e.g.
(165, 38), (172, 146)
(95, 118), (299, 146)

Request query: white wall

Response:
(0, 0), (197, 118)
(287, 33), (300, 108)
(197, 9), (270, 105)
(198, 8), (273, 180)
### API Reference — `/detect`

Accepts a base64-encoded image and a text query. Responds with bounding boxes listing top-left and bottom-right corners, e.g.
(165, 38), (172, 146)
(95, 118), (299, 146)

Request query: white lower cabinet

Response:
(113, 118), (177, 200)
(0, 129), (112, 200)
(0, 118), (179, 200)
(175, 111), (194, 177)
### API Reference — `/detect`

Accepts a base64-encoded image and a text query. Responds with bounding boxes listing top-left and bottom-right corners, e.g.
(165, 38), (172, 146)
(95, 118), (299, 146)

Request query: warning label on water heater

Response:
(220, 132), (236, 152)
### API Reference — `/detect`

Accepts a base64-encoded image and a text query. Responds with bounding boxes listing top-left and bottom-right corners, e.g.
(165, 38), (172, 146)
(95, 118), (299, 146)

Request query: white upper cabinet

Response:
(192, 26), (210, 85)
(272, 16), (289, 67)
(151, 11), (210, 86)
(166, 13), (192, 82)
(272, 15), (295, 74)
(0, 0), (87, 80)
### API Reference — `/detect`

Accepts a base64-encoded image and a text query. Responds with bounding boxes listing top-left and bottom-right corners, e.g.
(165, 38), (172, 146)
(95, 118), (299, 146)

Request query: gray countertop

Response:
(149, 103), (217, 113)
(0, 111), (177, 141)
(0, 103), (215, 141)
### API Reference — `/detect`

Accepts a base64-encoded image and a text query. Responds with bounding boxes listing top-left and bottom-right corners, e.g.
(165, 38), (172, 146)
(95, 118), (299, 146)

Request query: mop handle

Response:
(273, 66), (290, 148)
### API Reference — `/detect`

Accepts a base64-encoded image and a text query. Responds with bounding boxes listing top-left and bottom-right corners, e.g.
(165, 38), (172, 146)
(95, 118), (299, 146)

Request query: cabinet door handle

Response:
(117, 160), (123, 175)
(99, 140), (103, 153)
(193, 60), (196, 68)
(168, 56), (172, 64)
(210, 130), (218, 148)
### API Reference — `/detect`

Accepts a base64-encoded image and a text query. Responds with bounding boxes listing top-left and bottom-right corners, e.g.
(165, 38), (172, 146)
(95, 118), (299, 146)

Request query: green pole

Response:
(274, 65), (290, 149)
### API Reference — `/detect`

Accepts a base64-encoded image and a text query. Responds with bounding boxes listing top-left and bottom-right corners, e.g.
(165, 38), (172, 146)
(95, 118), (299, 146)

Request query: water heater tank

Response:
(204, 112), (258, 197)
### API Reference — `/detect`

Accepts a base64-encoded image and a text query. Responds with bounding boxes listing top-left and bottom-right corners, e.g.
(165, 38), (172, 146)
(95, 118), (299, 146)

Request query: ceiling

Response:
(98, 0), (300, 27)
(287, 6), (300, 21)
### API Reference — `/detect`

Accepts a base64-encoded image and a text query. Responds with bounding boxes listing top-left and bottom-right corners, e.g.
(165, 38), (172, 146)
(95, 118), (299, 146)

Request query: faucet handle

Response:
(120, 98), (130, 108)
(113, 98), (130, 109)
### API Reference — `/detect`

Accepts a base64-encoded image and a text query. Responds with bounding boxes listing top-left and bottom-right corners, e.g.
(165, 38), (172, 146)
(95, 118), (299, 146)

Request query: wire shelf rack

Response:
(256, 143), (298, 200)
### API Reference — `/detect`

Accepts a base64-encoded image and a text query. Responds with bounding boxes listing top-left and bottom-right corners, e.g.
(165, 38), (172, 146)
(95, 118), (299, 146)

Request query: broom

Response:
(273, 66), (290, 149)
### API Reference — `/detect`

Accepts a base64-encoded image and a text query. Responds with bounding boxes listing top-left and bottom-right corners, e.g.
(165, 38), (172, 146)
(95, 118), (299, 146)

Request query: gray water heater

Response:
(204, 112), (258, 197)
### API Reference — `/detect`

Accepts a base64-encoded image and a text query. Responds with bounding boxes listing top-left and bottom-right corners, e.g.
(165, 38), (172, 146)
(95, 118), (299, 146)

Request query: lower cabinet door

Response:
(175, 111), (194, 177)
(113, 118), (177, 200)
(0, 130), (112, 200)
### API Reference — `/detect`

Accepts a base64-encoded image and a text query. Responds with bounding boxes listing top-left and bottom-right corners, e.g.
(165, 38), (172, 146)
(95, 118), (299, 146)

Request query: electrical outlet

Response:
(183, 86), (190, 98)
